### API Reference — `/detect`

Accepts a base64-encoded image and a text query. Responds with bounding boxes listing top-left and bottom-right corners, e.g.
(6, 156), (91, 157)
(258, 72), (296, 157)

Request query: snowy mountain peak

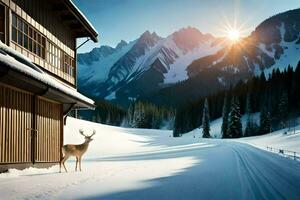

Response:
(186, 8), (300, 97)
(171, 27), (216, 52)
(115, 40), (128, 50)
(136, 31), (162, 47)
(77, 27), (225, 104)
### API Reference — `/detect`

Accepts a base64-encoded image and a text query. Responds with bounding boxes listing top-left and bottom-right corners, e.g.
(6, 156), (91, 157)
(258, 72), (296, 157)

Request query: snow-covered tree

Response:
(202, 98), (211, 138)
(132, 102), (145, 128)
(127, 102), (135, 127)
(221, 94), (230, 138)
(227, 97), (243, 138)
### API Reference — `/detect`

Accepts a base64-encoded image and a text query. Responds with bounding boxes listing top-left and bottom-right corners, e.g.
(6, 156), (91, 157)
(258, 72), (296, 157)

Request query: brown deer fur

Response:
(60, 129), (95, 172)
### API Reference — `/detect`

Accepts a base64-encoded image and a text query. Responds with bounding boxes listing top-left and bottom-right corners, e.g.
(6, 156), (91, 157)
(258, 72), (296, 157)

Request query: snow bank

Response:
(188, 113), (300, 155)
(238, 126), (300, 153)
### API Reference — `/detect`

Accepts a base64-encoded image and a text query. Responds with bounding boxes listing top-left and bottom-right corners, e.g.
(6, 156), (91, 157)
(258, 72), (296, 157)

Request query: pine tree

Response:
(244, 93), (258, 136)
(278, 91), (288, 128)
(126, 102), (135, 127)
(133, 102), (145, 128)
(202, 98), (211, 138)
(259, 107), (271, 135)
(227, 97), (243, 138)
(221, 94), (230, 138)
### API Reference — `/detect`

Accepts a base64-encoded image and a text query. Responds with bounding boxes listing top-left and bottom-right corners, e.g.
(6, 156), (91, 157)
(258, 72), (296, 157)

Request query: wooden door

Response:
(35, 97), (62, 163)
(0, 84), (32, 163)
(0, 84), (63, 165)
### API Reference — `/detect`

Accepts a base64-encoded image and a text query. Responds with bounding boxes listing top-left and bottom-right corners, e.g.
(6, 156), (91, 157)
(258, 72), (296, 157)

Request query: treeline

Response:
(75, 100), (175, 129)
(124, 101), (175, 129)
(174, 61), (300, 137)
(76, 100), (126, 126)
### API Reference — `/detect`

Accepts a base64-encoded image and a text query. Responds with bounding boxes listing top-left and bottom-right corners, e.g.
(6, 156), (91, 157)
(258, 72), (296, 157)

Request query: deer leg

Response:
(61, 155), (69, 172)
(59, 156), (64, 173)
(75, 156), (78, 172)
(79, 157), (82, 171)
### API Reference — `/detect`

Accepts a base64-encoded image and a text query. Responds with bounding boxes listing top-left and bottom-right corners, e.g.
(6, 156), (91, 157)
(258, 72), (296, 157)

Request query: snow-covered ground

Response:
(0, 117), (300, 200)
(239, 126), (300, 153)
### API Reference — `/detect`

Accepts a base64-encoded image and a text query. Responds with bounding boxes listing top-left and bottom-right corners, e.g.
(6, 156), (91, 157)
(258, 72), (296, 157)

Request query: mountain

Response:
(77, 40), (136, 94)
(141, 8), (300, 106)
(77, 27), (225, 105)
(188, 8), (300, 81)
(78, 8), (300, 107)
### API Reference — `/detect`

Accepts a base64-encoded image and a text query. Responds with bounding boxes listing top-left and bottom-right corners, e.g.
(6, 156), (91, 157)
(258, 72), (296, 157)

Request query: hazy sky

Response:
(73, 0), (300, 53)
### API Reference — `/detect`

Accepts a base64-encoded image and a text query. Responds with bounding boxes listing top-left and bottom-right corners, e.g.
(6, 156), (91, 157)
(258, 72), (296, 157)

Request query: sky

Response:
(73, 0), (300, 53)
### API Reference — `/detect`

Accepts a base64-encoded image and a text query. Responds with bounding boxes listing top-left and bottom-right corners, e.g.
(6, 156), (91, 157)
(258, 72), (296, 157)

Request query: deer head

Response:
(79, 129), (96, 143)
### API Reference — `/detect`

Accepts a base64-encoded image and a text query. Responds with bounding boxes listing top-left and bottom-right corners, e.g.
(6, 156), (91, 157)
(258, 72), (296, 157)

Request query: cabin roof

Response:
(0, 41), (95, 109)
(59, 0), (98, 42)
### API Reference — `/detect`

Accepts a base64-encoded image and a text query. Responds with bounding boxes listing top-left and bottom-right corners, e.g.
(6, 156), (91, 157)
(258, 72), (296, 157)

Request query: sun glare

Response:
(227, 29), (240, 42)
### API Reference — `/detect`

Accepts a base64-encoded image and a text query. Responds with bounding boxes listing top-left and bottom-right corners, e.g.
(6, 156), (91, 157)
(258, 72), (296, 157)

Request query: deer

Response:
(60, 129), (96, 173)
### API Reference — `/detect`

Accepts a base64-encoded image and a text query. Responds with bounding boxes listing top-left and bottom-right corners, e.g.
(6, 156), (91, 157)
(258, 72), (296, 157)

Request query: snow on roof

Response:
(68, 0), (98, 36)
(0, 41), (94, 106)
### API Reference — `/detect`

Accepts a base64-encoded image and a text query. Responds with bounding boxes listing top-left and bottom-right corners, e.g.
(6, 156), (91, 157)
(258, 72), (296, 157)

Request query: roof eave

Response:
(63, 0), (98, 42)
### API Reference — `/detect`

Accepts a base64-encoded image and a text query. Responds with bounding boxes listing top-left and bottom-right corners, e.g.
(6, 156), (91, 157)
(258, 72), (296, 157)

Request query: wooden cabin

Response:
(0, 0), (98, 172)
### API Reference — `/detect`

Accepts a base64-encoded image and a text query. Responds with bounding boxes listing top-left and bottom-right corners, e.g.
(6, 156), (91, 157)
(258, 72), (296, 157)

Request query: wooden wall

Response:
(11, 0), (76, 51)
(0, 84), (63, 164)
(0, 0), (76, 86)
(36, 97), (62, 163)
(0, 84), (32, 163)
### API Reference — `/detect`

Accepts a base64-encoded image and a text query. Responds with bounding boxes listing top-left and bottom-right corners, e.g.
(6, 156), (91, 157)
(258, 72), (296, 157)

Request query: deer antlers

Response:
(79, 129), (96, 137)
(90, 130), (96, 137)
(79, 129), (87, 137)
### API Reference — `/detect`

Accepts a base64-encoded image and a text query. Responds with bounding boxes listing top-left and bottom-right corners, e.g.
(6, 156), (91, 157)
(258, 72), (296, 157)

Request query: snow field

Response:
(0, 117), (299, 200)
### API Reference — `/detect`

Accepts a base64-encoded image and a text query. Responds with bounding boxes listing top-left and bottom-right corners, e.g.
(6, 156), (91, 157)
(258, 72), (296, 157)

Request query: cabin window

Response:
(47, 41), (62, 70)
(64, 54), (75, 77)
(46, 41), (75, 77)
(11, 12), (76, 81)
(11, 13), (46, 59)
(0, 4), (5, 43)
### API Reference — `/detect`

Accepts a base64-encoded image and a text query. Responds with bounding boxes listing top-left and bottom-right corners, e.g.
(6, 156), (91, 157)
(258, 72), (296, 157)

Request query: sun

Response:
(227, 29), (240, 42)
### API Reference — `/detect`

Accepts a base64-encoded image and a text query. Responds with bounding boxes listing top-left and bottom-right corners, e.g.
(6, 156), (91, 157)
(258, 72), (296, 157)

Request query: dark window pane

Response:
(17, 31), (23, 45)
(12, 27), (17, 42)
(24, 23), (28, 34)
(29, 27), (32, 38)
(29, 39), (33, 52)
(42, 37), (45, 47)
(18, 19), (23, 31)
(41, 48), (45, 59)
(33, 42), (36, 54)
(36, 43), (40, 56)
(24, 35), (28, 49)
(12, 14), (17, 27)
(39, 45), (42, 57)
(37, 34), (41, 43)
(33, 31), (37, 40)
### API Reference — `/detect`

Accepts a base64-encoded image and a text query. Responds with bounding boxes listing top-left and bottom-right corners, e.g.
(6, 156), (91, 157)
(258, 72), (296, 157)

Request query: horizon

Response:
(73, 0), (300, 53)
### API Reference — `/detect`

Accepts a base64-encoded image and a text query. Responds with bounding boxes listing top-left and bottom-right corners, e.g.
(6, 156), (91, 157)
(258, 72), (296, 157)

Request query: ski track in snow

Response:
(0, 117), (300, 200)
